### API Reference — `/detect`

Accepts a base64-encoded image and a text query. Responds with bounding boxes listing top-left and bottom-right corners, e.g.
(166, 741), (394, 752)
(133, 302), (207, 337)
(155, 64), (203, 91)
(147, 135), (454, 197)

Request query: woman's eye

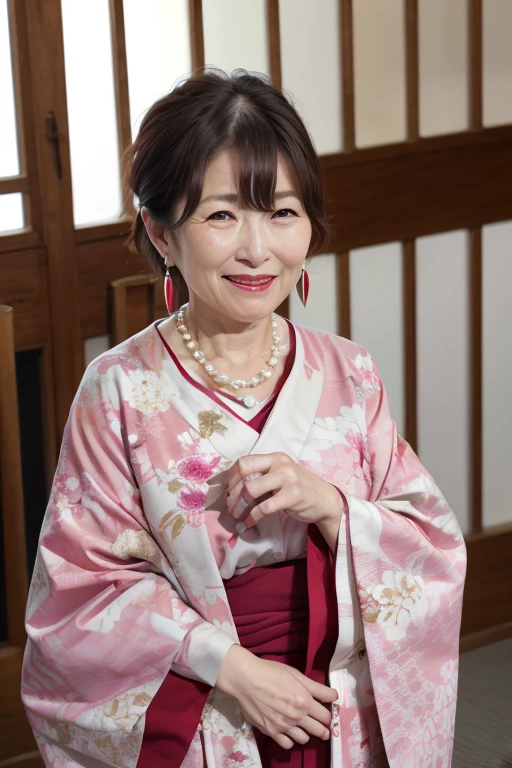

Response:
(273, 208), (297, 218)
(208, 211), (233, 221)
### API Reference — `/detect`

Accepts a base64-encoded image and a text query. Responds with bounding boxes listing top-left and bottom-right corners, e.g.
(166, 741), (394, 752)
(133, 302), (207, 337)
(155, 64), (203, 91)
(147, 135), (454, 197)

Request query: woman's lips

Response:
(223, 275), (276, 292)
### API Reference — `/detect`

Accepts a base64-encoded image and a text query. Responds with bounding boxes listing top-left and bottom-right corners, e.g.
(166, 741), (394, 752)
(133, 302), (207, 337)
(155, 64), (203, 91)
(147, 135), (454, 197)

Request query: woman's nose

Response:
(235, 220), (269, 265)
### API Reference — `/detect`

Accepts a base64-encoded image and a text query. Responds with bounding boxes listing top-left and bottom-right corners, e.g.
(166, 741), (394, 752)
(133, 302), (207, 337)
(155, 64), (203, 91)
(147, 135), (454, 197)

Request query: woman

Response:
(22, 69), (466, 768)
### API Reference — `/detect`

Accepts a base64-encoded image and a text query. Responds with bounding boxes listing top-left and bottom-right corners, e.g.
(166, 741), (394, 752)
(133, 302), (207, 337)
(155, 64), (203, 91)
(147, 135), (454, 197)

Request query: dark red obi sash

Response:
(138, 526), (337, 767)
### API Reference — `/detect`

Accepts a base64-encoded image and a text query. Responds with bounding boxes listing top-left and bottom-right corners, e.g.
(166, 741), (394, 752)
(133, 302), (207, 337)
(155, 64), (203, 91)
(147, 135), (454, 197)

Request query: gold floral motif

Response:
(159, 509), (178, 531)
(96, 735), (123, 767)
(198, 410), (227, 438)
(133, 692), (152, 708)
(172, 514), (186, 539)
(168, 478), (184, 493)
(362, 605), (380, 624)
(159, 510), (186, 539)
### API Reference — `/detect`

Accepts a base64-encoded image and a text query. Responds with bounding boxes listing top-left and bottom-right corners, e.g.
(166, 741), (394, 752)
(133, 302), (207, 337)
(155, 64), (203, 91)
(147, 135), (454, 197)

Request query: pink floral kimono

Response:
(21, 320), (466, 767)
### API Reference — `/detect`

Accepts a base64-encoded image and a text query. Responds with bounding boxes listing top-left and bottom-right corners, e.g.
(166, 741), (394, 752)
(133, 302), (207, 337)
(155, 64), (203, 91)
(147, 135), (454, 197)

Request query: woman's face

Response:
(149, 149), (312, 324)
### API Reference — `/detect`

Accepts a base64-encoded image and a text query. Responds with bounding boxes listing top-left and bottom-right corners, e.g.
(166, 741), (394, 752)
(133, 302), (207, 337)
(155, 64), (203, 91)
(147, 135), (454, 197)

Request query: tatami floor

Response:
(452, 638), (512, 768)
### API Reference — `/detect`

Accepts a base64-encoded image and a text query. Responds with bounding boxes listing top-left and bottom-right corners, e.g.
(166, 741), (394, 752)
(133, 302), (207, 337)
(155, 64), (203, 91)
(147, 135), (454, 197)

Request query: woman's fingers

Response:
(296, 673), (338, 704)
(274, 734), (294, 750)
(308, 699), (334, 729)
(286, 726), (310, 745)
(298, 714), (331, 740)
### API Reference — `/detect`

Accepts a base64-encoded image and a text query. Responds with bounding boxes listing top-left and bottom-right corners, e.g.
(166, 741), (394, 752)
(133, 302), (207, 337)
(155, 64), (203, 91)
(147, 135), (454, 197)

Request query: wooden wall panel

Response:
(461, 524), (512, 641)
(0, 248), (51, 351)
(77, 237), (145, 338)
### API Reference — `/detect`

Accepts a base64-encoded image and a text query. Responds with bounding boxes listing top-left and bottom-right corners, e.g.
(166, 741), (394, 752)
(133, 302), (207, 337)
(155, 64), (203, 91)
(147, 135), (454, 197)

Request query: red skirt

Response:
(137, 525), (337, 766)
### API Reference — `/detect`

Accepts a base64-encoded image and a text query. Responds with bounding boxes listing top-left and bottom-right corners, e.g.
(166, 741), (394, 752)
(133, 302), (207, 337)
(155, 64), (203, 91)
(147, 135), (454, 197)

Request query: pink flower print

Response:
(304, 438), (369, 489)
(177, 485), (206, 511)
(176, 454), (220, 483)
(346, 429), (364, 462)
(228, 752), (250, 764)
(187, 508), (204, 528)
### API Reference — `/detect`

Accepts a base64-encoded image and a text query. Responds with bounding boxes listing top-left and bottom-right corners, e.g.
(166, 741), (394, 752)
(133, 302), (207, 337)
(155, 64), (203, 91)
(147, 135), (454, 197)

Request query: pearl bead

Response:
(177, 325), (187, 333)
(193, 350), (204, 359)
(186, 341), (196, 350)
(183, 333), (192, 341)
(268, 357), (278, 366)
(214, 374), (229, 384)
(205, 364), (216, 373)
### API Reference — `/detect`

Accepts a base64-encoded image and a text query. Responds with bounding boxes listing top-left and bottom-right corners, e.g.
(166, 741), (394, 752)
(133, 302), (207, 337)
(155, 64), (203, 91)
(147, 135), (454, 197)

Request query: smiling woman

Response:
(21, 68), (465, 768)
(128, 69), (331, 310)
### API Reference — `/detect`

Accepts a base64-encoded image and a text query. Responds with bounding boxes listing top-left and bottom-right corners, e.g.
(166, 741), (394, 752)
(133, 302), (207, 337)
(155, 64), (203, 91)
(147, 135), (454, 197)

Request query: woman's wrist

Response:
(215, 643), (254, 697)
(315, 484), (344, 552)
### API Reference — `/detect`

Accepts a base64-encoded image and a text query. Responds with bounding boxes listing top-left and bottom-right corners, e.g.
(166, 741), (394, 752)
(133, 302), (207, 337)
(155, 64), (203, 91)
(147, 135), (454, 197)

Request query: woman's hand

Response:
(225, 452), (343, 548)
(216, 644), (338, 749)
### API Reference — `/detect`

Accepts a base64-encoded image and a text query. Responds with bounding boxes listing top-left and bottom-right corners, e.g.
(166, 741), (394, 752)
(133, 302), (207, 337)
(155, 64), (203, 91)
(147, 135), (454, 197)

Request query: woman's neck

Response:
(184, 300), (276, 367)
(162, 300), (290, 399)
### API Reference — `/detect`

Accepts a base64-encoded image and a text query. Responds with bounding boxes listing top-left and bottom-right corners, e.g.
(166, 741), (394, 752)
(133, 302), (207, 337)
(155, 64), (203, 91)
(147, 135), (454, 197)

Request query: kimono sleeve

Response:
(334, 354), (467, 767)
(21, 365), (236, 764)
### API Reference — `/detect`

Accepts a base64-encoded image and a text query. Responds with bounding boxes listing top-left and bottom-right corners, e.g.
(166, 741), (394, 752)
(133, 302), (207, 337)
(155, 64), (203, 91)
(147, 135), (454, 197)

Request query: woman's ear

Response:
(140, 207), (174, 266)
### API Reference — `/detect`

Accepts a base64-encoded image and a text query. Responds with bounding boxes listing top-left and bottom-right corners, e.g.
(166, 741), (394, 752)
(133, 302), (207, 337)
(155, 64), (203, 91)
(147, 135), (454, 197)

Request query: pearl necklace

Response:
(175, 304), (281, 408)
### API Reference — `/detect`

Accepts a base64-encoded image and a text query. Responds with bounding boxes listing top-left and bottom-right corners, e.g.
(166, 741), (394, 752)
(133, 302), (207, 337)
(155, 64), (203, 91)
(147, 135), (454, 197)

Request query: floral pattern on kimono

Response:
(22, 321), (466, 768)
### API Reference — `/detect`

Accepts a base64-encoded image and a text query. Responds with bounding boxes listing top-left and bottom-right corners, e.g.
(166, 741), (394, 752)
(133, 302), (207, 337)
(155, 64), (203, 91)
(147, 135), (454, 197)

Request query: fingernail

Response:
(244, 472), (261, 482)
(235, 521), (247, 535)
(233, 498), (247, 519)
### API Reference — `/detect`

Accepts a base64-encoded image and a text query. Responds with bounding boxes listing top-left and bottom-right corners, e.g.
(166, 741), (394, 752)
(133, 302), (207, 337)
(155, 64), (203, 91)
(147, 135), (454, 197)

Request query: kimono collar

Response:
(155, 322), (324, 465)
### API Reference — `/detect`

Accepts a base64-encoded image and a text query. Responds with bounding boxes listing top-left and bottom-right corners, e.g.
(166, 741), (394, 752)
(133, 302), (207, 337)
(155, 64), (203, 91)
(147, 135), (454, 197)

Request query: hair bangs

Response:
(230, 111), (280, 212)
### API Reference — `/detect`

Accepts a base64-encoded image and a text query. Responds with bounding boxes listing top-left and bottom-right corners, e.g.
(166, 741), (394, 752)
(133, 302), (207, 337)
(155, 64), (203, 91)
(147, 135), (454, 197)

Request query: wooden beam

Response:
(75, 216), (132, 244)
(7, 0), (43, 235)
(0, 230), (41, 254)
(336, 252), (351, 338)
(0, 306), (29, 648)
(266, 0), (282, 91)
(189, 0), (205, 71)
(402, 241), (417, 452)
(321, 125), (512, 252)
(405, 0), (419, 141)
(468, 4), (483, 535)
(339, 0), (355, 151)
(109, 0), (133, 216)
(469, 229), (483, 534)
(24, 0), (83, 437)
(0, 176), (29, 195)
(469, 0), (483, 130)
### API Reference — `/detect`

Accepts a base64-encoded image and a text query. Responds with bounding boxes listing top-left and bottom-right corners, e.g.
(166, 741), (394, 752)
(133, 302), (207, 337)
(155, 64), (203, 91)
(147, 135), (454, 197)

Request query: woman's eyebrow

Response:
(199, 189), (300, 205)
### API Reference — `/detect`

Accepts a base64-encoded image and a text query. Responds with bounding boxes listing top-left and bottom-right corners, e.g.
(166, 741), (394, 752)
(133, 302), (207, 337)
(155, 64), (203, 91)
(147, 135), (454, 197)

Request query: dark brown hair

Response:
(126, 67), (332, 306)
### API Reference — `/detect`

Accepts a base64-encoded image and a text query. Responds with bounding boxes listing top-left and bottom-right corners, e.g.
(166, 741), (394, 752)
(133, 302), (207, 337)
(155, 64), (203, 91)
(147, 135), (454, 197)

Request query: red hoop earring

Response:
(164, 268), (174, 314)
